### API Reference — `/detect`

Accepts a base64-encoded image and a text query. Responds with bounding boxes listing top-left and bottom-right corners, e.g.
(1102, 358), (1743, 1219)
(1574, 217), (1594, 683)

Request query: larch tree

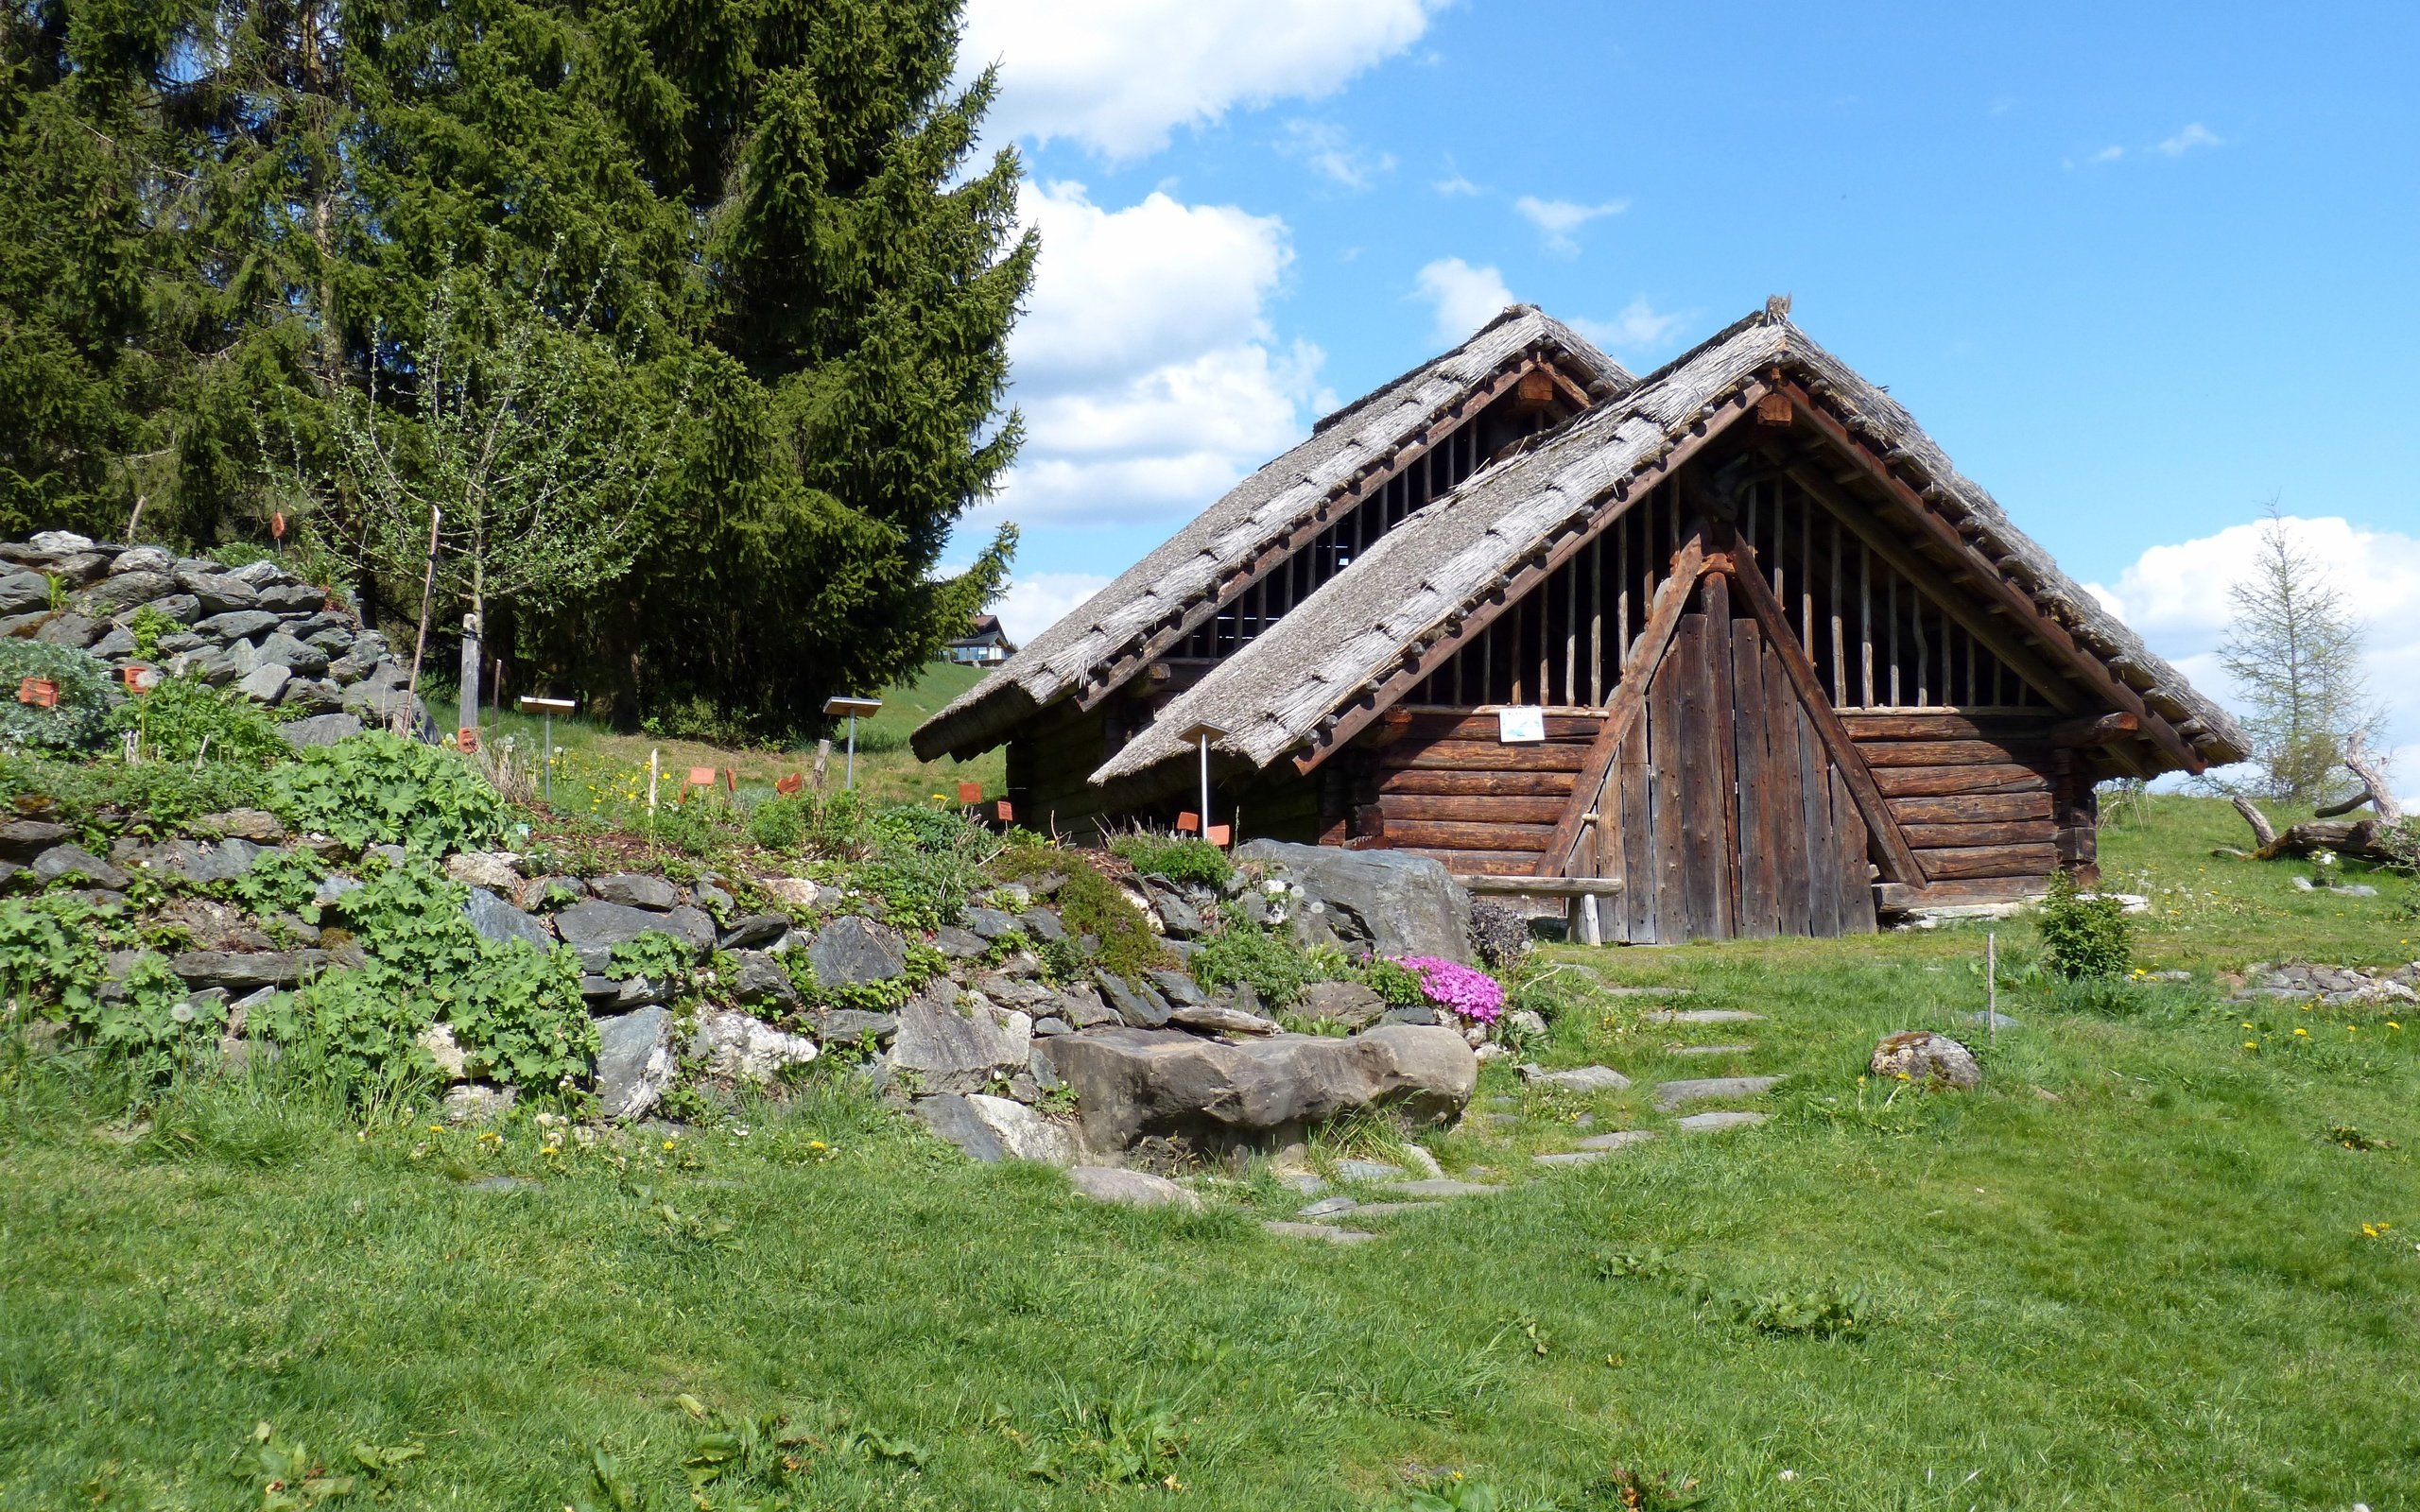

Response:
(2216, 501), (2378, 805)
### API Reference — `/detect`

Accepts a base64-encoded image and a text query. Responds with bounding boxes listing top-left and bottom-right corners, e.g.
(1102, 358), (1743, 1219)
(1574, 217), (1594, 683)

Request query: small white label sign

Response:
(1497, 706), (1546, 744)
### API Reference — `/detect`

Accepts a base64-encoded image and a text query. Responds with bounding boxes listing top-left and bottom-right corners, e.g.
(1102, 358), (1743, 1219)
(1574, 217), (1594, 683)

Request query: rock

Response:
(446, 850), (524, 891)
(1963, 1010), (2022, 1031)
(554, 901), (703, 971)
(31, 844), (130, 890)
(2338, 885), (2381, 898)
(1518, 1063), (1632, 1094)
(195, 809), (285, 843)
(1232, 839), (1475, 963)
(78, 570), (176, 615)
(464, 887), (555, 950)
(168, 950), (325, 989)
(26, 528), (95, 554)
(1868, 1031), (1981, 1091)
(661, 906), (718, 955)
(809, 916), (908, 987)
(594, 1006), (677, 1122)
(1377, 1003), (1437, 1027)
(34, 613), (99, 649)
(109, 546), (173, 575)
(1067, 1166), (1201, 1210)
(256, 582), (323, 610)
(1033, 1017), (1072, 1037)
(1673, 1109), (1770, 1133)
(1146, 970), (1206, 1007)
(717, 912), (789, 951)
(1053, 984), (1121, 1029)
(1169, 1004), (1281, 1037)
(888, 994), (1033, 1095)
(1037, 1023), (1477, 1152)
(1299, 1194), (1358, 1218)
(1140, 882), (1206, 937)
(0, 571), (47, 614)
(919, 1092), (1074, 1164)
(1575, 1129), (1658, 1152)
(933, 924), (988, 958)
(1335, 1159), (1403, 1180)
(1018, 907), (1066, 943)
(1508, 1008), (1548, 1040)
(762, 877), (821, 910)
(1652, 1075), (1785, 1110)
(249, 631), (327, 675)
(142, 836), (264, 887)
(591, 872), (681, 911)
(419, 1023), (470, 1080)
(197, 608), (280, 641)
(89, 626), (138, 658)
(691, 1008), (820, 1083)
(724, 950), (797, 1006)
(280, 712), (363, 748)
(177, 570), (258, 613)
(961, 905), (1021, 940)
(436, 1085), (513, 1125)
(1097, 971), (1172, 1028)
(0, 819), (71, 863)
(818, 1008), (899, 1045)
(234, 662), (292, 703)
(1263, 1220), (1378, 1244)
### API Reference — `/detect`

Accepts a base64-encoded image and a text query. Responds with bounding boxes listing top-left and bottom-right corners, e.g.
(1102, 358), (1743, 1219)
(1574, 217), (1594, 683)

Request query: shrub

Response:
(2037, 870), (2132, 980)
(1190, 925), (1314, 1008)
(0, 754), (270, 841)
(994, 848), (1167, 979)
(269, 730), (509, 854)
(1107, 833), (1233, 889)
(0, 893), (109, 1026)
(110, 671), (290, 766)
(1359, 954), (1427, 1008)
(0, 640), (114, 753)
(1466, 900), (1531, 971)
(1396, 955), (1504, 1025)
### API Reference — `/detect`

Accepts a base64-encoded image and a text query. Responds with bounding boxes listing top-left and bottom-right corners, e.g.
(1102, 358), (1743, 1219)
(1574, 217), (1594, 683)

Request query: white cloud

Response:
(961, 0), (1438, 160)
(1279, 119), (1395, 189)
(2156, 122), (2223, 157)
(994, 572), (1115, 645)
(1513, 194), (1629, 255)
(1573, 297), (1691, 355)
(1433, 158), (1482, 197)
(973, 181), (1324, 530)
(1411, 257), (1515, 345)
(2087, 514), (2420, 800)
(2089, 145), (2124, 164)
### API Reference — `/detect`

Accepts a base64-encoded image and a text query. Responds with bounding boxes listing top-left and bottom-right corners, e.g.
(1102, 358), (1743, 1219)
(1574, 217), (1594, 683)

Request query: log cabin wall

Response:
(1321, 711), (1604, 874)
(1004, 696), (1115, 839)
(1845, 712), (2062, 896)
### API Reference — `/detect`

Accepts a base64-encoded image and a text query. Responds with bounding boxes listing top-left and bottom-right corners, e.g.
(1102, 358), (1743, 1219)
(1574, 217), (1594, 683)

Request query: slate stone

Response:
(1533, 1150), (1607, 1167)
(1146, 970), (1206, 1007)
(594, 1006), (676, 1122)
(465, 887), (556, 950)
(1054, 984), (1120, 1029)
(1033, 1016), (1072, 1037)
(0, 571), (48, 614)
(1963, 1010), (2022, 1031)
(235, 662), (292, 702)
(690, 1008), (818, 1083)
(1298, 1194), (1358, 1218)
(809, 916), (907, 987)
(962, 906), (1021, 940)
(1168, 1004), (1280, 1037)
(661, 906), (718, 955)
(919, 1092), (1073, 1165)
(1376, 1177), (1501, 1199)
(109, 546), (173, 574)
(0, 819), (71, 863)
(444, 850), (522, 891)
(32, 844), (130, 890)
(724, 950), (797, 1006)
(554, 901), (699, 971)
(145, 836), (264, 886)
(888, 995), (1032, 1095)
(280, 712), (363, 748)
(1067, 1166), (1200, 1209)
(1232, 838), (1475, 963)
(1377, 1003), (1437, 1027)
(150, 596), (201, 626)
(177, 571), (258, 613)
(169, 950), (326, 989)
(1263, 1221), (1378, 1244)
(76, 570), (177, 615)
(1869, 1031), (1980, 1091)
(591, 872), (681, 911)
(1653, 1076), (1785, 1110)
(716, 909), (793, 943)
(1140, 881), (1205, 936)
(1518, 1063), (1632, 1094)
(579, 974), (620, 1002)
(250, 631), (328, 674)
(1335, 1160), (1405, 1180)
(256, 583), (323, 611)
(1298, 979), (1386, 1030)
(1642, 1007), (1763, 1024)
(1097, 971), (1171, 1028)
(1575, 1129), (1658, 1152)
(198, 608), (279, 641)
(818, 1008), (899, 1045)
(1673, 1109), (1770, 1133)
(36, 612), (100, 648)
(196, 808), (285, 842)
(932, 924), (988, 958)
(1018, 907), (1066, 942)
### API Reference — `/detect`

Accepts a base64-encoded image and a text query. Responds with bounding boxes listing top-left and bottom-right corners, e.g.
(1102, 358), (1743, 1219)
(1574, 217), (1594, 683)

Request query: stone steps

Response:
(1667, 1042), (1755, 1057)
(1653, 1074), (1784, 1110)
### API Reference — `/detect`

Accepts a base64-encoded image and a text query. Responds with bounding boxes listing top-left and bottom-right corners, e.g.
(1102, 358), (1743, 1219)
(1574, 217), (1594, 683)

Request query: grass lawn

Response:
(4, 797), (2418, 1509)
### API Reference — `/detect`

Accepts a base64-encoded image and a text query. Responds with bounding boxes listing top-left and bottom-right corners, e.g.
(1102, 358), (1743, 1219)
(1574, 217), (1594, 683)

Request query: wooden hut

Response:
(914, 301), (2246, 940)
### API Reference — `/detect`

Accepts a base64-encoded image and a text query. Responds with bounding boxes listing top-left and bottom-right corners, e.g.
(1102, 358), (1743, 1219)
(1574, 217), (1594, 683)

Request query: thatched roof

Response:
(912, 306), (1633, 760)
(1083, 304), (2247, 790)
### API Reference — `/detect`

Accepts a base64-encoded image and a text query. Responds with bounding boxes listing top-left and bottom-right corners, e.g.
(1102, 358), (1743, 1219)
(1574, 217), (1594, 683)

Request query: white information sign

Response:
(1496, 706), (1546, 744)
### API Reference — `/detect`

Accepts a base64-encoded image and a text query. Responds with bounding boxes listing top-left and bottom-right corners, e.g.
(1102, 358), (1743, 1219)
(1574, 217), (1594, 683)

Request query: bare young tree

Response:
(322, 261), (685, 720)
(2217, 499), (2377, 805)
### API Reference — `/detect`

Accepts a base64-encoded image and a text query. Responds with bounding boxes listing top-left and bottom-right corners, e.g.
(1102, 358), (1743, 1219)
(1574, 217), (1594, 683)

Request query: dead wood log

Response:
(2229, 735), (2409, 861)
(2312, 732), (2403, 823)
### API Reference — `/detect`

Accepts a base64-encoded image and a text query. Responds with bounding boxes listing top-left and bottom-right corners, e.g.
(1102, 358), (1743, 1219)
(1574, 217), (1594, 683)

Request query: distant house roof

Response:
(951, 614), (1010, 644)
(914, 306), (1631, 759)
(919, 302), (2247, 796)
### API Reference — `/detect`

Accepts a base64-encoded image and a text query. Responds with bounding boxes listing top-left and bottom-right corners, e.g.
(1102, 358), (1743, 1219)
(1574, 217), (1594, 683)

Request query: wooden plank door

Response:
(1602, 588), (1877, 941)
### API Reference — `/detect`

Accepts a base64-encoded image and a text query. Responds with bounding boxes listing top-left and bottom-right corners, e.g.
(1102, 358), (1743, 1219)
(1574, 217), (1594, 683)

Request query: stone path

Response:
(1667, 1042), (1755, 1057)
(1644, 1008), (1765, 1025)
(1653, 1075), (1784, 1110)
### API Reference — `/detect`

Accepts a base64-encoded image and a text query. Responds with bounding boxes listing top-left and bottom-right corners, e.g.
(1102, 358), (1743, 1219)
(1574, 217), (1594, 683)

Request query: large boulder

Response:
(810, 916), (907, 987)
(1869, 1031), (1980, 1091)
(464, 887), (556, 951)
(918, 1092), (1075, 1164)
(1037, 1023), (1477, 1153)
(1232, 839), (1473, 963)
(887, 989), (1033, 1095)
(554, 901), (706, 971)
(595, 1006), (676, 1121)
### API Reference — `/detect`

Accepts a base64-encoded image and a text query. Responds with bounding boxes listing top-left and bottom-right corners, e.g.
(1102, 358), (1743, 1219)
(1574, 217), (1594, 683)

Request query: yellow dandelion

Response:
(808, 1140), (828, 1151)
(2391, 1022), (2403, 1031)
(662, 1139), (677, 1151)
(2241, 1022), (2256, 1030)
(2294, 1027), (2309, 1038)
(427, 1124), (443, 1133)
(2243, 1040), (2258, 1050)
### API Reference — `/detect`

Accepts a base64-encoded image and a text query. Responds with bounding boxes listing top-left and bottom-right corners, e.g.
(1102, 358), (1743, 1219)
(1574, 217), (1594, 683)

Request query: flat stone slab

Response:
(1674, 1109), (1771, 1133)
(1654, 1075), (1784, 1109)
(1335, 1160), (1404, 1181)
(1576, 1129), (1659, 1152)
(1644, 1008), (1765, 1024)
(1532, 1150), (1608, 1166)
(1668, 1043), (1755, 1057)
(1517, 1063), (1632, 1093)
(1067, 1165), (1201, 1210)
(1340, 1201), (1446, 1220)
(1297, 1195), (1358, 1218)
(1378, 1177), (1502, 1199)
(1263, 1221), (1379, 1245)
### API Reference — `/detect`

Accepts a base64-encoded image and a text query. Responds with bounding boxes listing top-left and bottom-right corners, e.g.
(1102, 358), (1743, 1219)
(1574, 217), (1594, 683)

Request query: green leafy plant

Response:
(1361, 955), (1428, 1008)
(2037, 870), (2132, 980)
(128, 602), (179, 660)
(1190, 924), (1314, 1009)
(110, 670), (290, 765)
(269, 730), (509, 854)
(0, 640), (113, 753)
(0, 754), (271, 842)
(0, 893), (109, 1029)
(995, 850), (1167, 978)
(225, 848), (330, 916)
(1107, 832), (1233, 888)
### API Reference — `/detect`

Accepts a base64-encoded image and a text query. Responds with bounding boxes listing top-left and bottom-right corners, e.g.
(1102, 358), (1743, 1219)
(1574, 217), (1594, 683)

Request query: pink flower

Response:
(1392, 955), (1504, 1025)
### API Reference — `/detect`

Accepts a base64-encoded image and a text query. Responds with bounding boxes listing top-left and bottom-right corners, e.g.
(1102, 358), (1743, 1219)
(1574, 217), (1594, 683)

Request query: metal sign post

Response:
(517, 696), (577, 805)
(1177, 720), (1229, 848)
(823, 696), (883, 791)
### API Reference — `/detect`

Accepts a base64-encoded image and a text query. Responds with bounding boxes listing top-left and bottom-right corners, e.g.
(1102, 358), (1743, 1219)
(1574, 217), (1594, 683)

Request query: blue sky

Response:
(952, 0), (2420, 787)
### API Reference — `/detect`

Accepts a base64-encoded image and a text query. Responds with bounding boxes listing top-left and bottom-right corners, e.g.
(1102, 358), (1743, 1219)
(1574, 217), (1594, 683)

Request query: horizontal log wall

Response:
(1340, 709), (1601, 874)
(1850, 712), (2064, 887)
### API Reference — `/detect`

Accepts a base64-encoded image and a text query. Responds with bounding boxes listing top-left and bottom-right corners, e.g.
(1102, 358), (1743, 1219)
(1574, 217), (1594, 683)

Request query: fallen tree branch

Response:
(2231, 795), (2277, 849)
(2231, 734), (2408, 861)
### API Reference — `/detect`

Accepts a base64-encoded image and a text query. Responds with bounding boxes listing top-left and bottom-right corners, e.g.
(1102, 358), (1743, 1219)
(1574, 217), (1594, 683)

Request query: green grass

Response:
(4, 796), (2418, 1508)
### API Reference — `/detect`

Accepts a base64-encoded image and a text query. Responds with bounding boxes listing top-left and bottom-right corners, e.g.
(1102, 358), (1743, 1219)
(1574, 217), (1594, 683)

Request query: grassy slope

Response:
(3, 797), (2417, 1509)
